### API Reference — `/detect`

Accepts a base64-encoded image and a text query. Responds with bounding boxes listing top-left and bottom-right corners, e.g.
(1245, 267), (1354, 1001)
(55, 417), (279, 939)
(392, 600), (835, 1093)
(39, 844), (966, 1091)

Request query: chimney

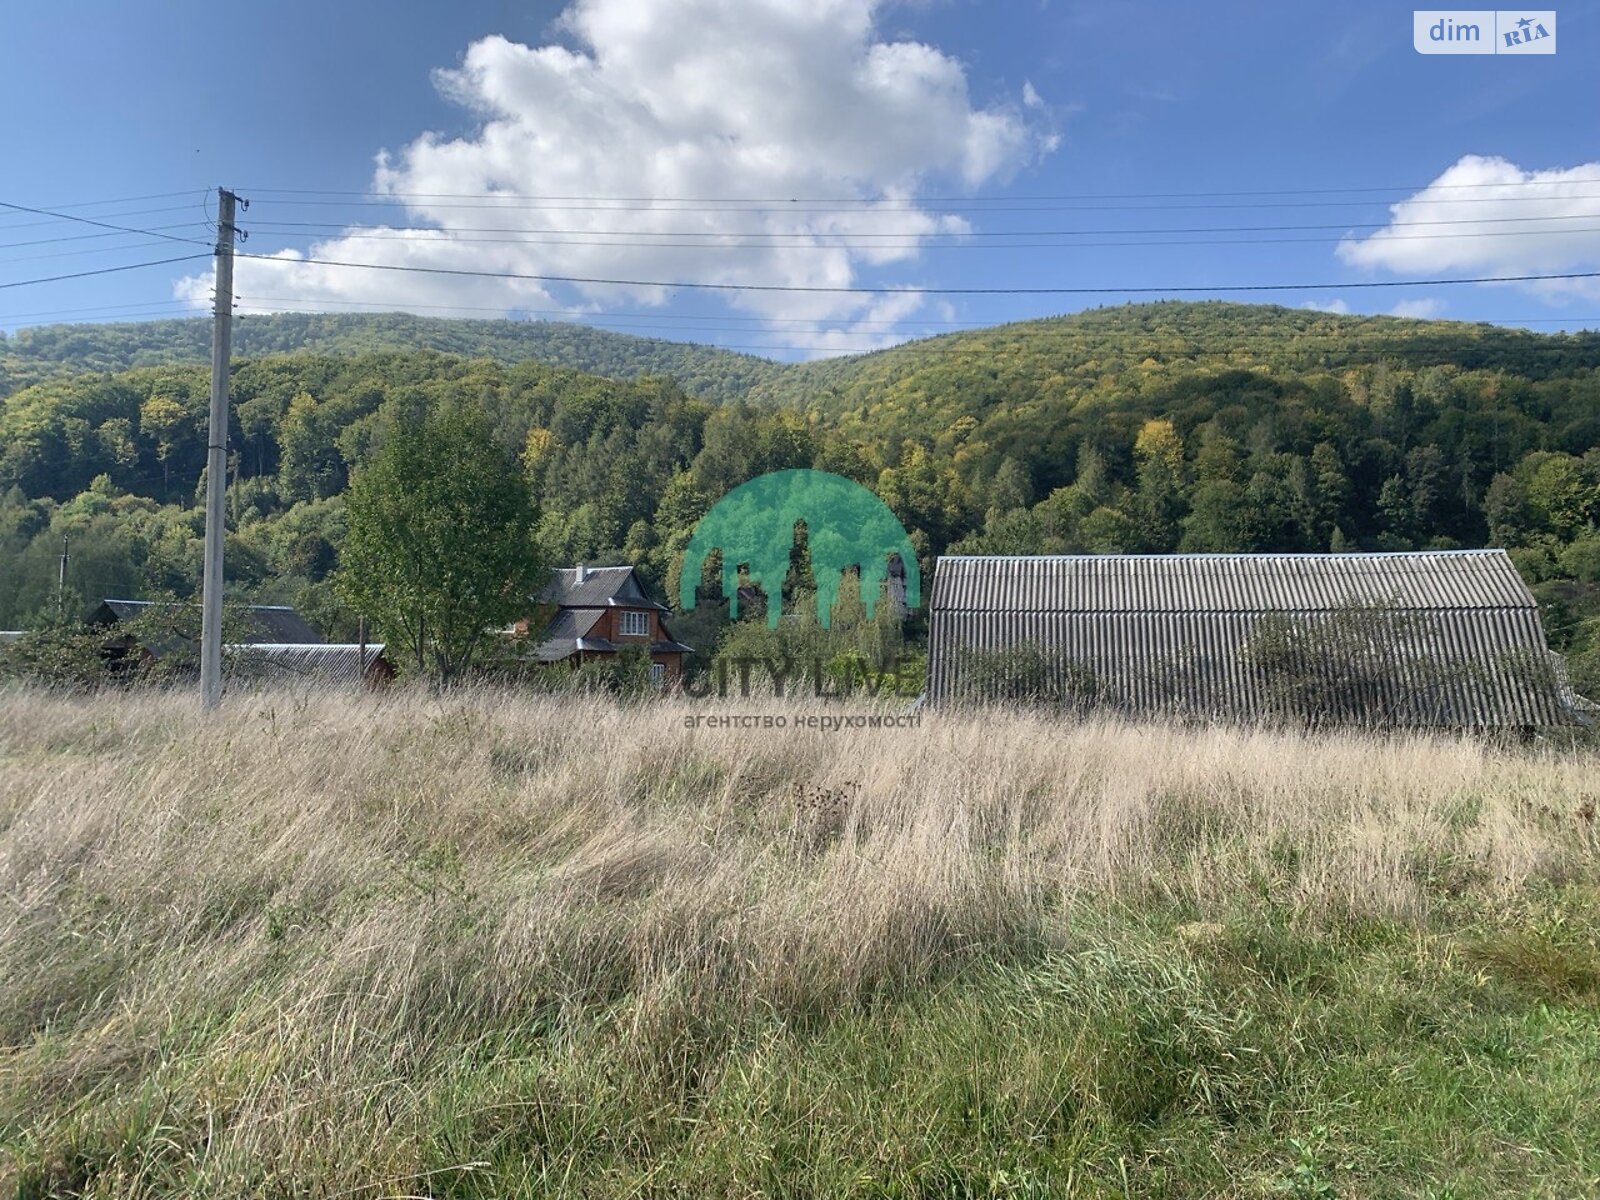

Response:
(575, 562), (588, 584)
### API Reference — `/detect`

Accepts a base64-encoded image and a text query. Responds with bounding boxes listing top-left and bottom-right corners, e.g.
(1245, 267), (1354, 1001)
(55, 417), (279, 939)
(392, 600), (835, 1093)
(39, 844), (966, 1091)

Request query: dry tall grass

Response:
(2, 684), (1597, 1195)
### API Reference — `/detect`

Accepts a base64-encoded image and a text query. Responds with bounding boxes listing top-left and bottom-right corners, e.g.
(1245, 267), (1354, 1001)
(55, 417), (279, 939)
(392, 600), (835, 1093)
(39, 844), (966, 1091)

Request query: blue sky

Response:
(2, 1), (1596, 355)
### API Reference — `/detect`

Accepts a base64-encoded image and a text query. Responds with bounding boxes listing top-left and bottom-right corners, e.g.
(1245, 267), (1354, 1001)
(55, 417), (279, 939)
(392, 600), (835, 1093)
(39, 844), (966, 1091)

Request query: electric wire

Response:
(229, 249), (1600, 296)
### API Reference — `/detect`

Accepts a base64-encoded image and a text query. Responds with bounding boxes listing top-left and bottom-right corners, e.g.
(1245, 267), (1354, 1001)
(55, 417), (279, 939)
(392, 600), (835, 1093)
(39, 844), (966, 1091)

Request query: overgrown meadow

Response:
(2, 685), (1598, 1198)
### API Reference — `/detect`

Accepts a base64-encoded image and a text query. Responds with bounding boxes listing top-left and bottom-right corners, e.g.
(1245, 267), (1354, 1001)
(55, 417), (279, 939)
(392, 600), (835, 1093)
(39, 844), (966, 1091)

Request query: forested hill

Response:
(0, 311), (784, 404)
(2, 301), (1598, 691)
(751, 301), (1600, 435)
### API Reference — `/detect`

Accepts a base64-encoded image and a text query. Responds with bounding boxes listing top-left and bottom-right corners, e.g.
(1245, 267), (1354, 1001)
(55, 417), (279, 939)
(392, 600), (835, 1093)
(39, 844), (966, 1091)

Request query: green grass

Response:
(9, 902), (1599, 1198)
(2, 687), (1598, 1197)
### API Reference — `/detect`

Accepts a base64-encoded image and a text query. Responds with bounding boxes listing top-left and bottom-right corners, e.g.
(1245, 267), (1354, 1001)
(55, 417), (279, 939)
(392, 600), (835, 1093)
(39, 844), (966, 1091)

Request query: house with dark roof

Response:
(87, 598), (325, 673)
(513, 564), (693, 686)
(927, 550), (1593, 728)
(90, 599), (323, 644)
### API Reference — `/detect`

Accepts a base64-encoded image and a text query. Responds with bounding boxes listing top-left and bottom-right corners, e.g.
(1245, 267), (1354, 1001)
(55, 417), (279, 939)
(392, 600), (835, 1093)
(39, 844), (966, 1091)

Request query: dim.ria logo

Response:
(679, 469), (921, 628)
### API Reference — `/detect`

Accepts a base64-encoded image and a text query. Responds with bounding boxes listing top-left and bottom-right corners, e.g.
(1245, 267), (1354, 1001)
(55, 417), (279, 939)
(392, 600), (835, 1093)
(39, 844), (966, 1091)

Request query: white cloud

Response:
(1337, 155), (1600, 300)
(1301, 298), (1349, 314)
(176, 0), (1054, 353)
(1389, 298), (1444, 319)
(783, 289), (930, 355)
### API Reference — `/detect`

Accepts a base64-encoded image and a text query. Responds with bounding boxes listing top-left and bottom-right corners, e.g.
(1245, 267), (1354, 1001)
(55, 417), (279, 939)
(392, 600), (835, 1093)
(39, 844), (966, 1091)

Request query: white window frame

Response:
(650, 662), (666, 687)
(619, 609), (650, 638)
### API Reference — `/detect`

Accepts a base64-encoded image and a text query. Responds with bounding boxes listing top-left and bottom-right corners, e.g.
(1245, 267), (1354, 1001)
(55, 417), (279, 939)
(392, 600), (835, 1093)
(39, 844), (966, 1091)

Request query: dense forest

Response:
(2, 301), (1598, 693)
(0, 311), (783, 404)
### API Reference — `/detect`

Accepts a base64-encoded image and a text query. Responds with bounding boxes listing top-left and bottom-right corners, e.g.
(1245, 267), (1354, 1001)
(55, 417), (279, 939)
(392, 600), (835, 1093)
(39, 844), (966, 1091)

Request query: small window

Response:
(619, 610), (649, 637)
(650, 662), (666, 687)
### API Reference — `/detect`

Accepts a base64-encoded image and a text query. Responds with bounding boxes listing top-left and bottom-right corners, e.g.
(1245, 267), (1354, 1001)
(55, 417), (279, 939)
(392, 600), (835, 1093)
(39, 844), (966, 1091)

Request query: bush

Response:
(1567, 639), (1600, 705)
(0, 619), (106, 687)
(1246, 600), (1571, 729)
(954, 643), (1100, 709)
(1558, 535), (1600, 585)
(0, 601), (273, 690)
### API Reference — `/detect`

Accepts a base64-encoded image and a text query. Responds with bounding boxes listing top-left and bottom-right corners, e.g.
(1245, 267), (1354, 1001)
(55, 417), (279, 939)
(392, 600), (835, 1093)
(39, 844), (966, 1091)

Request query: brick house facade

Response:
(513, 564), (693, 685)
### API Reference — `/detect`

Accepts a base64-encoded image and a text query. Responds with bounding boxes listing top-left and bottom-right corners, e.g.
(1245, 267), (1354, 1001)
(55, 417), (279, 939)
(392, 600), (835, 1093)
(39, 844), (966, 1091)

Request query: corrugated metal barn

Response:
(232, 644), (395, 689)
(927, 550), (1589, 727)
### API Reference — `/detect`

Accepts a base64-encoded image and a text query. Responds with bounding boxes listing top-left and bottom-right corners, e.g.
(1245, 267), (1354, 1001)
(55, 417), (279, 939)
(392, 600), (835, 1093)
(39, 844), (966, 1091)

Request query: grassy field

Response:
(1, 686), (1598, 1198)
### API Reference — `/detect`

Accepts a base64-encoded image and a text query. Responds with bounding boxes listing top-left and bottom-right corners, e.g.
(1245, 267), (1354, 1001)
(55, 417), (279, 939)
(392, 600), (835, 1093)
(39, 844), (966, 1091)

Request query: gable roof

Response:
(90, 599), (323, 645)
(537, 566), (669, 612)
(927, 551), (1583, 726)
(531, 607), (615, 661)
(931, 550), (1536, 614)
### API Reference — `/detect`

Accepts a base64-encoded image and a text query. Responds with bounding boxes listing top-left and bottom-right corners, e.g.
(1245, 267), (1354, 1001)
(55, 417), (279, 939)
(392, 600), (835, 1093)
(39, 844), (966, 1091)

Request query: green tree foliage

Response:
(0, 598), (268, 688)
(335, 396), (542, 682)
(0, 617), (106, 686)
(3, 301), (1600, 694)
(710, 575), (914, 697)
(0, 312), (782, 403)
(1132, 419), (1185, 551)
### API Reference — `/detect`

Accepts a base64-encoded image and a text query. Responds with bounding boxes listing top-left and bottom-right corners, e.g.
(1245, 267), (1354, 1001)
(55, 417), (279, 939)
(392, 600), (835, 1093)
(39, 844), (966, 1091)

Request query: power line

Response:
(6, 189), (206, 210)
(0, 204), (212, 231)
(239, 177), (1600, 202)
(0, 199), (213, 249)
(233, 249), (1600, 296)
(0, 302), (200, 323)
(0, 222), (207, 251)
(239, 192), (1600, 216)
(3, 187), (1598, 325)
(226, 224), (1600, 255)
(0, 232), (219, 266)
(242, 210), (1600, 240)
(0, 199), (218, 290)
(0, 254), (211, 290)
(6, 216), (1587, 272)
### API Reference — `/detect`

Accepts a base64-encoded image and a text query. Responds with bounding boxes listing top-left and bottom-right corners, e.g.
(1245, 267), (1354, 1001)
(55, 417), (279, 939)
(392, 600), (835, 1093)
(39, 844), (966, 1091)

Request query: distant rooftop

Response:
(90, 599), (323, 645)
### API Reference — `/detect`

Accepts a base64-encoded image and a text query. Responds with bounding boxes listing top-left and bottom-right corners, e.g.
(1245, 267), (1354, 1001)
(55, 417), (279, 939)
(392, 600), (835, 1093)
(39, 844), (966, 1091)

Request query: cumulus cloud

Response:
(176, 0), (1053, 353)
(1301, 298), (1350, 314)
(1337, 155), (1600, 300)
(1389, 298), (1444, 319)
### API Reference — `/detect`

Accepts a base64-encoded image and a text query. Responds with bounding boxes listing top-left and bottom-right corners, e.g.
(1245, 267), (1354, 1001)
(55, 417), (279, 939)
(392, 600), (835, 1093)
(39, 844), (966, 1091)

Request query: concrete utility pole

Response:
(57, 535), (69, 617)
(200, 188), (245, 710)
